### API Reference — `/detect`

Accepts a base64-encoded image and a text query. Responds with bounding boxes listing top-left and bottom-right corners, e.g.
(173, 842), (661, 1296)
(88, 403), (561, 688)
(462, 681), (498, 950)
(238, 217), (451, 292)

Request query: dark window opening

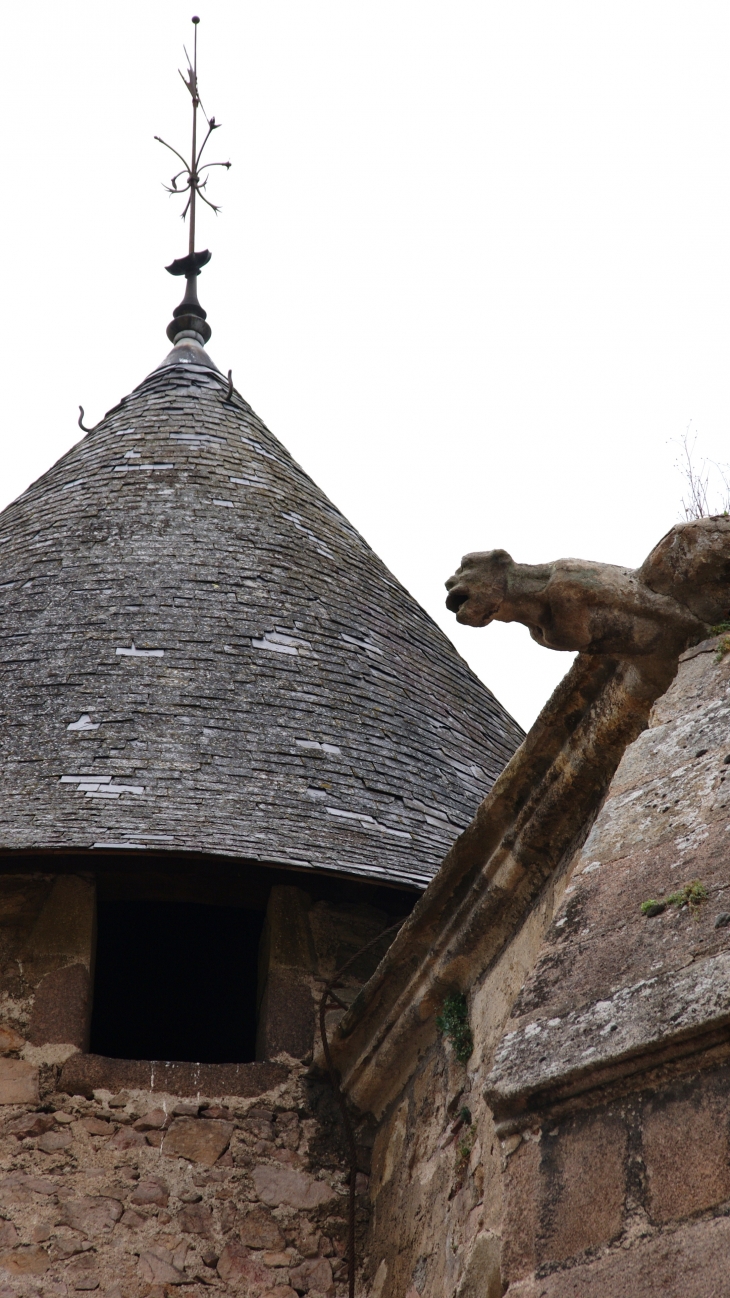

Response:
(90, 899), (265, 1063)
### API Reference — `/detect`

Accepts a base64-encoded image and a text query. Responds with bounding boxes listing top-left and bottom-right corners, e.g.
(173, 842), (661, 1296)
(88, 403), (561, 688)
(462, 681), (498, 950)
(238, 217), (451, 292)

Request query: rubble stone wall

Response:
(0, 870), (402, 1298)
(0, 1065), (366, 1298)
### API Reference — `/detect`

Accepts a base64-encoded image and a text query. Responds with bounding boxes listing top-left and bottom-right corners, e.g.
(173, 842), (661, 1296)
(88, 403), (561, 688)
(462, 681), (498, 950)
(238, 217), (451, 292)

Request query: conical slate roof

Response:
(0, 341), (524, 889)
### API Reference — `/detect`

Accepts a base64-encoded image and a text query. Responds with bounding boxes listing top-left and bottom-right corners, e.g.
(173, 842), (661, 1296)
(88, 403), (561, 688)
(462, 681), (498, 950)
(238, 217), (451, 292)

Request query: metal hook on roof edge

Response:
(78, 406), (95, 433)
(224, 370), (234, 402)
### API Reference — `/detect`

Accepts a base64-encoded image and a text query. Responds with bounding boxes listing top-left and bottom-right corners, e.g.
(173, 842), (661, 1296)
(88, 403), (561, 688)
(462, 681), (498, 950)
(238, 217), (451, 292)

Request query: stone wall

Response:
(487, 634), (730, 1296)
(0, 866), (407, 1298)
(360, 873), (566, 1298)
(334, 633), (730, 1297)
(500, 1058), (730, 1297)
(0, 1064), (365, 1298)
(258, 886), (397, 1063)
(0, 873), (96, 1098)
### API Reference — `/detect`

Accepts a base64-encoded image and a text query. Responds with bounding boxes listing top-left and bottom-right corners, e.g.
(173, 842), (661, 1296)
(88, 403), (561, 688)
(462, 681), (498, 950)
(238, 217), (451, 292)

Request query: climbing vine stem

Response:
(318, 918), (406, 1298)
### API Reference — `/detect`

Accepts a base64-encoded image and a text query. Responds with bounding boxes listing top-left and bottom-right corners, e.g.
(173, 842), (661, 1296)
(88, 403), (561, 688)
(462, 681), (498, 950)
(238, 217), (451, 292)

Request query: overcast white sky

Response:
(5, 2), (730, 729)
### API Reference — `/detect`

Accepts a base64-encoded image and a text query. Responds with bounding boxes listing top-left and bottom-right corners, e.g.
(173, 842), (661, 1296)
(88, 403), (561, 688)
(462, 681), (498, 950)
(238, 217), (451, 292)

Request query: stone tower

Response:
(0, 32), (525, 1289)
(0, 324), (523, 1085)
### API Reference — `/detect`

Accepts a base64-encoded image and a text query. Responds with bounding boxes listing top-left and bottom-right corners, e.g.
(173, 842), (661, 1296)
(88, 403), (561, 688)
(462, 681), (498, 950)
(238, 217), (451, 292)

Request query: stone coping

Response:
(485, 948), (730, 1120)
(60, 1053), (288, 1099)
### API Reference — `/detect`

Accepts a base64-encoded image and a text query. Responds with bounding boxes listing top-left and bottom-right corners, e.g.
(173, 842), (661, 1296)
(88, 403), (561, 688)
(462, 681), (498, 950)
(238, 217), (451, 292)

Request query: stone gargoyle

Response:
(445, 515), (730, 661)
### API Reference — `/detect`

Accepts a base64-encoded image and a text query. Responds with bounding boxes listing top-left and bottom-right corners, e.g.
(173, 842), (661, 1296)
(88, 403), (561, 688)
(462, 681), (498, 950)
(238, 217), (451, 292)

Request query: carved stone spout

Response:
(445, 516), (730, 661)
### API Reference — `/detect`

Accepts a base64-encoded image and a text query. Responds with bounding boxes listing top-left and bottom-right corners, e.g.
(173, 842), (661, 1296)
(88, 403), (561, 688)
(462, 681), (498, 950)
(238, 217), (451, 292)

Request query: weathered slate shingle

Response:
(0, 344), (524, 888)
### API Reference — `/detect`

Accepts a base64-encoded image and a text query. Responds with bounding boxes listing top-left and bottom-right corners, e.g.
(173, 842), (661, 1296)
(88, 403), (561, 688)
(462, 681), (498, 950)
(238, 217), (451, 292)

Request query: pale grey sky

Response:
(6, 2), (730, 728)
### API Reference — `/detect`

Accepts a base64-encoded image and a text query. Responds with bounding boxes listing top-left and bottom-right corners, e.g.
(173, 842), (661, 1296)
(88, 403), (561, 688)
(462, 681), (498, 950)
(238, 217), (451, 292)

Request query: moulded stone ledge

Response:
(486, 948), (730, 1118)
(59, 1053), (288, 1099)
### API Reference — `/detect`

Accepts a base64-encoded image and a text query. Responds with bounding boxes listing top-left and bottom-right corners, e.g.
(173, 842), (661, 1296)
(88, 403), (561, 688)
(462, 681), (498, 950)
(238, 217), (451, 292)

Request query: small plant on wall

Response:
(436, 992), (474, 1064)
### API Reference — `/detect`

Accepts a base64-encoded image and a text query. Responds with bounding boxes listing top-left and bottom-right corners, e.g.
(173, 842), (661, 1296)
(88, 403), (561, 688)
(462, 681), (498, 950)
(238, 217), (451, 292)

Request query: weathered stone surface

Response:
(643, 1084), (730, 1223)
(7, 1112), (54, 1138)
(133, 1108), (167, 1131)
(488, 949), (730, 1113)
(258, 973), (315, 1061)
(262, 1250), (290, 1266)
(24, 876), (96, 969)
(0, 1026), (24, 1054)
(288, 1256), (333, 1293)
(454, 1231), (502, 1298)
(0, 1059), (38, 1105)
(36, 1129), (72, 1153)
(177, 1202), (213, 1235)
(0, 1172), (56, 1195)
(216, 1240), (269, 1286)
(110, 1125), (146, 1150)
(539, 1113), (626, 1263)
(239, 1208), (285, 1250)
(162, 1117), (233, 1165)
(57, 1196), (123, 1236)
(507, 1213), (730, 1296)
(252, 1165), (336, 1210)
(138, 1246), (186, 1285)
(0, 1226), (17, 1249)
(502, 1139), (541, 1285)
(488, 639), (730, 1115)
(119, 1209), (145, 1229)
(0, 1246), (49, 1275)
(257, 887), (317, 1060)
(67, 1256), (101, 1291)
(130, 1179), (169, 1208)
(79, 1116), (111, 1136)
(60, 1053), (288, 1099)
(242, 1117), (274, 1142)
(27, 964), (90, 1049)
(55, 1239), (93, 1261)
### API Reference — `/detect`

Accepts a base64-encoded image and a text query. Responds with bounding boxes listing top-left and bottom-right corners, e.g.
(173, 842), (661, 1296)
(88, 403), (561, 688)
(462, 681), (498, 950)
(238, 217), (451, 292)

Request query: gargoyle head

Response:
(445, 549), (513, 626)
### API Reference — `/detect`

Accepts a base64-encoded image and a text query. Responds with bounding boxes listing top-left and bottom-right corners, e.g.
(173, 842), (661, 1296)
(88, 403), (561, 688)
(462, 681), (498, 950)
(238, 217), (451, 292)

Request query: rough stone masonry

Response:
(0, 1064), (368, 1298)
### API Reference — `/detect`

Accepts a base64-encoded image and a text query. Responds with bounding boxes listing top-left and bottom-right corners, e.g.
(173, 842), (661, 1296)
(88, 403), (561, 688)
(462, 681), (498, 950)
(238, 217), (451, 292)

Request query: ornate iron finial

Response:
(155, 16), (231, 346)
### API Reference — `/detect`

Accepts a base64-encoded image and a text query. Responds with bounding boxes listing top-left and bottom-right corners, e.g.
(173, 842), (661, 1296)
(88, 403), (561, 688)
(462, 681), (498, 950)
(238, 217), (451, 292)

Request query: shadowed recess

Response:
(90, 899), (265, 1063)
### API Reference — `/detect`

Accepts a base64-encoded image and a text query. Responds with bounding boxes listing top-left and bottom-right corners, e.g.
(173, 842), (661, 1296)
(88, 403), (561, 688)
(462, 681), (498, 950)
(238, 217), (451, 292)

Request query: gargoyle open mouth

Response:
(445, 588), (469, 614)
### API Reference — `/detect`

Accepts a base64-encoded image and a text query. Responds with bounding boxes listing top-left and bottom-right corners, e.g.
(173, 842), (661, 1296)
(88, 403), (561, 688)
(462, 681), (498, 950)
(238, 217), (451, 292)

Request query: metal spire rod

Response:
(155, 15), (231, 346)
(188, 16), (199, 259)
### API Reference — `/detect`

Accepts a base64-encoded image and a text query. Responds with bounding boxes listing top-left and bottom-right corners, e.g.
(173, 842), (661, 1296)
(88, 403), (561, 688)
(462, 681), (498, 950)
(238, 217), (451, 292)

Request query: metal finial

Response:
(155, 16), (231, 346)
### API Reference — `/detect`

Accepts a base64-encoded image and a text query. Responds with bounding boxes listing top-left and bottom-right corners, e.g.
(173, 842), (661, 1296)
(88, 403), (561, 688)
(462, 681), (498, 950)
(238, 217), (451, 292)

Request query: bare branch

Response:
(675, 427), (709, 520)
